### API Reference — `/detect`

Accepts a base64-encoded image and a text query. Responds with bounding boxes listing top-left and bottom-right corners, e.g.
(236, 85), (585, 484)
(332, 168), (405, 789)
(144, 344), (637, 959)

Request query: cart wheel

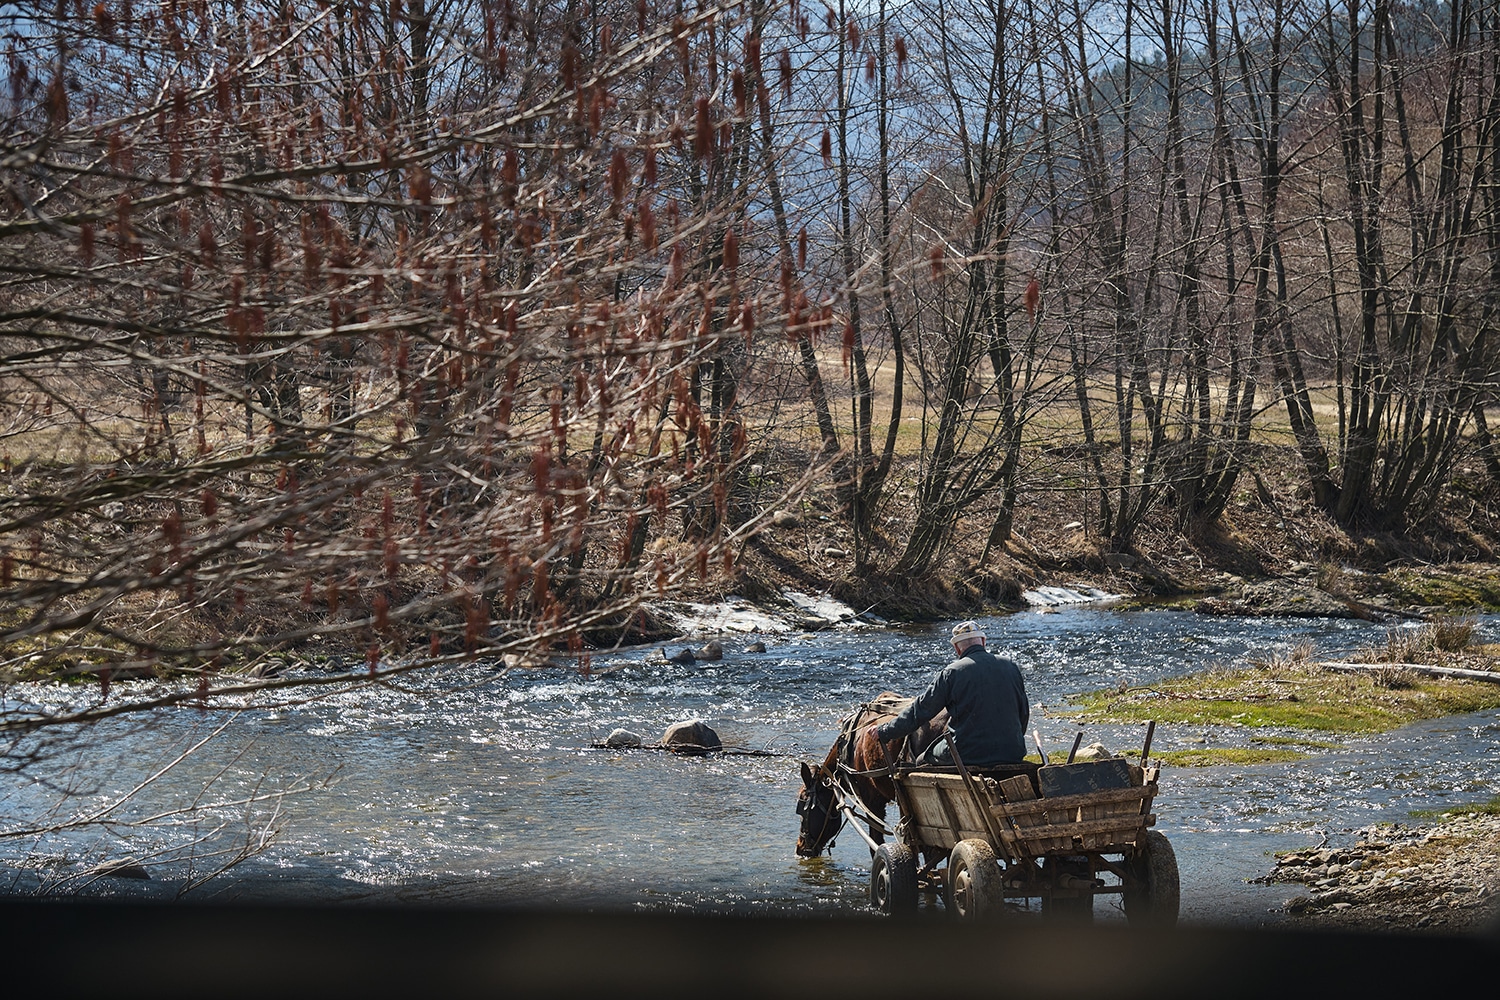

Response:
(1041, 855), (1094, 923)
(870, 843), (919, 915)
(1123, 831), (1180, 927)
(945, 839), (1003, 920)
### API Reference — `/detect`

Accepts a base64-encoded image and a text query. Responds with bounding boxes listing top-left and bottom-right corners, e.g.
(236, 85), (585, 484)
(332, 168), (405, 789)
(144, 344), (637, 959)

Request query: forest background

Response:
(3, 0), (1500, 740)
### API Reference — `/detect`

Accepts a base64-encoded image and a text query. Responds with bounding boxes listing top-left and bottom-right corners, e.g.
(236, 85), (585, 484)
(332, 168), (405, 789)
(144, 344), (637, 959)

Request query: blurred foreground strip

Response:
(2, 899), (1496, 999)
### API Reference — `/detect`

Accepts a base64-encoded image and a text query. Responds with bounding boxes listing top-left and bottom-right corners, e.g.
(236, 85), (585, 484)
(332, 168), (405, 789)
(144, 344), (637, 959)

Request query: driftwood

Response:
(1317, 662), (1500, 684)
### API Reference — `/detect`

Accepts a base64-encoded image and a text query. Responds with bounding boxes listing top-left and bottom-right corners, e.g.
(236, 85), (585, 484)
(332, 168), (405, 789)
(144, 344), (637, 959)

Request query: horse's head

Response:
(795, 761), (844, 856)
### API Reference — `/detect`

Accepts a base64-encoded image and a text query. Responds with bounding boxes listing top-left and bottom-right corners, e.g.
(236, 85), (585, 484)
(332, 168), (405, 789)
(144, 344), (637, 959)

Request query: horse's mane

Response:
(825, 692), (947, 804)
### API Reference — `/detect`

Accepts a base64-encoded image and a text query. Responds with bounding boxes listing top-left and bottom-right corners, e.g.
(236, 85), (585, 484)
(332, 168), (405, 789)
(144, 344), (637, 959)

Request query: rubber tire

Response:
(946, 839), (1004, 920)
(1041, 855), (1095, 923)
(1123, 831), (1181, 927)
(870, 843), (919, 916)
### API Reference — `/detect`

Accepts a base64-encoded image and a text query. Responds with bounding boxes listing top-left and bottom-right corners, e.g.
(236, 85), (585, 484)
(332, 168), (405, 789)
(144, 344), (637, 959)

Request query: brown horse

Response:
(795, 692), (948, 857)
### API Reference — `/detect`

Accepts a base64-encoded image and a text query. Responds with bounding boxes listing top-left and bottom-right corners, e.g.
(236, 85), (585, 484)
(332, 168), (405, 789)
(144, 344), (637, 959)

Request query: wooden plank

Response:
(910, 823), (987, 850)
(931, 782), (966, 845)
(1007, 797), (1071, 854)
(1011, 815), (1155, 843)
(997, 774), (1037, 802)
(994, 787), (1152, 818)
(990, 776), (1036, 857)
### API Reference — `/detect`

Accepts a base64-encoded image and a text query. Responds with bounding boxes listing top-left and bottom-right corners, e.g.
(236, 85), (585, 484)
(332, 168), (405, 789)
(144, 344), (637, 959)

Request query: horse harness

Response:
(800, 700), (908, 851)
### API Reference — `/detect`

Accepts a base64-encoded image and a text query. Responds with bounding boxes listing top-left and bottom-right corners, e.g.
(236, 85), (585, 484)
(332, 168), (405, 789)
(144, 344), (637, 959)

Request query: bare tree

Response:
(0, 1), (788, 736)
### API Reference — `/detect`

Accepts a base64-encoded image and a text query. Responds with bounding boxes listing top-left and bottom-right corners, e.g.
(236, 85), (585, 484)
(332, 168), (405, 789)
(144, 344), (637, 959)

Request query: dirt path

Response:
(1261, 812), (1500, 933)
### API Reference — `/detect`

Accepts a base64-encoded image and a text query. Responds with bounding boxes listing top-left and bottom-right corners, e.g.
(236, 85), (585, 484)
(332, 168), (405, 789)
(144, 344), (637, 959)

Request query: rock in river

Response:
(661, 720), (722, 754)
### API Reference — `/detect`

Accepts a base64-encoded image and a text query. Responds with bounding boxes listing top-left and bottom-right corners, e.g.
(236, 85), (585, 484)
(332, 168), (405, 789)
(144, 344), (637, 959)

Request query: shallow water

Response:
(2, 607), (1497, 924)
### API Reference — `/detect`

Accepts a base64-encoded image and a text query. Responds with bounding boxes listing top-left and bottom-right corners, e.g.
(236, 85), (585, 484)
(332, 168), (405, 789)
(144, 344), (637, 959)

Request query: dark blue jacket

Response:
(876, 646), (1029, 766)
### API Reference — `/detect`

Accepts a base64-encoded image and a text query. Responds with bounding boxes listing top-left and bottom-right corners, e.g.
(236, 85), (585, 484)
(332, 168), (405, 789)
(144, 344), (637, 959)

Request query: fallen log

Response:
(1317, 661), (1500, 683)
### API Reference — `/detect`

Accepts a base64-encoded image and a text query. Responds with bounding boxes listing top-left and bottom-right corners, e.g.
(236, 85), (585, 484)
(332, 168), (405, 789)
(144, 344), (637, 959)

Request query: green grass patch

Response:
(1382, 567), (1500, 611)
(1155, 747), (1311, 767)
(1410, 795), (1500, 819)
(1067, 662), (1500, 734)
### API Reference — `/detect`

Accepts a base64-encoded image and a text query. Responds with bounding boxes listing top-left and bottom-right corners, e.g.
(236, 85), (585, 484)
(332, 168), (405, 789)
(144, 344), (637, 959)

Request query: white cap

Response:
(951, 620), (985, 644)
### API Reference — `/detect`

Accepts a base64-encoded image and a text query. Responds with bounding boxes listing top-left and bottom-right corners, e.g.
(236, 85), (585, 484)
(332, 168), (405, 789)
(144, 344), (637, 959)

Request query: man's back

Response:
(930, 647), (1029, 766)
(878, 643), (1030, 767)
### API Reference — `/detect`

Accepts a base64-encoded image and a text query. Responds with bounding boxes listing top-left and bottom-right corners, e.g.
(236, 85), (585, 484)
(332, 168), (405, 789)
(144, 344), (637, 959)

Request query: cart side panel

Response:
(995, 785), (1158, 855)
(896, 773), (1002, 853)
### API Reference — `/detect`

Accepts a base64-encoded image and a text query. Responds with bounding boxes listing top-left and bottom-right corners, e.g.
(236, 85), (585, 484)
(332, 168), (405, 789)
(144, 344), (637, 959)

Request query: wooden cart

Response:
(868, 728), (1180, 923)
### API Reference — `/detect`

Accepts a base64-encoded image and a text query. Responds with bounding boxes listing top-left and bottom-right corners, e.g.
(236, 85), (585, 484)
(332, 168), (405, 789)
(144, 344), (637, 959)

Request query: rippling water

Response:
(3, 607), (1497, 925)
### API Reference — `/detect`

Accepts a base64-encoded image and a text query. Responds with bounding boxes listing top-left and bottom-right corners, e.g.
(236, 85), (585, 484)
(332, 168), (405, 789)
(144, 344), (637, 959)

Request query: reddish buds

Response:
(609, 148), (629, 203)
(722, 227), (738, 272)
(639, 199), (658, 251)
(694, 97), (712, 161)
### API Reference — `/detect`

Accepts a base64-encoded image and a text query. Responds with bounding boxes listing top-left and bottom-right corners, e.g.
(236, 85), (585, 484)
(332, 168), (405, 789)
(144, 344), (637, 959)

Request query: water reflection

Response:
(2, 607), (1497, 924)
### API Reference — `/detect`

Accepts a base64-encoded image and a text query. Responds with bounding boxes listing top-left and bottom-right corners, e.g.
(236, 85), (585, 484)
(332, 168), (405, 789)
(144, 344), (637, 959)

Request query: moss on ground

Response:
(1155, 747), (1311, 767)
(1380, 566), (1500, 610)
(1411, 796), (1500, 819)
(1067, 661), (1500, 734)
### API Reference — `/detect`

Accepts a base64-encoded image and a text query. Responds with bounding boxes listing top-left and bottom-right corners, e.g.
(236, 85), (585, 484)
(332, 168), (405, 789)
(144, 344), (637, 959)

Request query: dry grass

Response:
(1369, 665), (1419, 689)
(1248, 640), (1318, 678)
(1349, 616), (1481, 669)
(1429, 615), (1478, 652)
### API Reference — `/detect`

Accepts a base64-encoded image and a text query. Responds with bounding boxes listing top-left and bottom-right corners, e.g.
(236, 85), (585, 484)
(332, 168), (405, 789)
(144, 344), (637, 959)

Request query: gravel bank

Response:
(1260, 812), (1500, 934)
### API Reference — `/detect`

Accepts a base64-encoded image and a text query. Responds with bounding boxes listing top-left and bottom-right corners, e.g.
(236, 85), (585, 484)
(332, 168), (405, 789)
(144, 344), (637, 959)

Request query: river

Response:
(3, 606), (1498, 925)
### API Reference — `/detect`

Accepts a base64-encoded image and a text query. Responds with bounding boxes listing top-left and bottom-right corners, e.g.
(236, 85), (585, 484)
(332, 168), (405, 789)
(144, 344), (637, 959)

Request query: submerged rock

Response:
(87, 859), (150, 880)
(663, 647), (696, 665)
(746, 641), (766, 653)
(604, 728), (643, 748)
(661, 719), (722, 754)
(695, 640), (724, 661)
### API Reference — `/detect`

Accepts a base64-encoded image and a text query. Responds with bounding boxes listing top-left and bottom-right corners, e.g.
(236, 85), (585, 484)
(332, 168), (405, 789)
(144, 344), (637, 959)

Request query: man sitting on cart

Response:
(872, 620), (1030, 767)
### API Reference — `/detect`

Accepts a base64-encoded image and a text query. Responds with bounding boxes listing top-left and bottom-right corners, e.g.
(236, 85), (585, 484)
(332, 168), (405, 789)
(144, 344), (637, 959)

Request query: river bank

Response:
(1262, 808), (1500, 934)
